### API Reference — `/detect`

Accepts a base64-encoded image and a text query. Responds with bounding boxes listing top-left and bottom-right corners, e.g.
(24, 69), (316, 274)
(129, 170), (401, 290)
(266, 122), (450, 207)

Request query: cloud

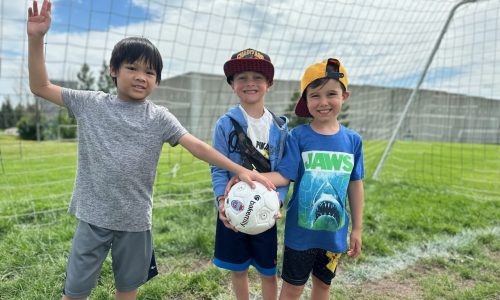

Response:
(1, 0), (499, 104)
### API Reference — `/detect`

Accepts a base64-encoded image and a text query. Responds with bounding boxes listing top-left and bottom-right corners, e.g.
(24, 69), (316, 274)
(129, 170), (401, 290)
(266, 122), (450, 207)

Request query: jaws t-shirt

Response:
(277, 124), (364, 252)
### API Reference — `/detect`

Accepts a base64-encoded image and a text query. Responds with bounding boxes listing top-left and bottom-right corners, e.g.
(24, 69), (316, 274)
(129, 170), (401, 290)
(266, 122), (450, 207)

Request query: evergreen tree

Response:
(77, 63), (95, 90)
(97, 60), (116, 94)
(339, 102), (350, 128)
(17, 116), (42, 140)
(0, 98), (16, 129)
(284, 92), (309, 129)
(17, 104), (44, 140)
(57, 109), (77, 139)
(14, 103), (25, 124)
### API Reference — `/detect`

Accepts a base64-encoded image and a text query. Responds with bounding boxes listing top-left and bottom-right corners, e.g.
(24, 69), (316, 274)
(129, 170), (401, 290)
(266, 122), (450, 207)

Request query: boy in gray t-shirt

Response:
(27, 1), (274, 299)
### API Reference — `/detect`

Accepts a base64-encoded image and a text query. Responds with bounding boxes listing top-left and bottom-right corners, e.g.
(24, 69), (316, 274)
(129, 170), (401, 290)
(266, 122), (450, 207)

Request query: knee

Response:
(260, 274), (278, 284)
(312, 275), (330, 291)
(115, 289), (137, 300)
(232, 270), (248, 280)
(279, 281), (304, 299)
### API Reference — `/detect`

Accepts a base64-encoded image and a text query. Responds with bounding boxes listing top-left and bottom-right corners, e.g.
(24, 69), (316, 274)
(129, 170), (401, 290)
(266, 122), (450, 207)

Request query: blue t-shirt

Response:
(277, 124), (364, 253)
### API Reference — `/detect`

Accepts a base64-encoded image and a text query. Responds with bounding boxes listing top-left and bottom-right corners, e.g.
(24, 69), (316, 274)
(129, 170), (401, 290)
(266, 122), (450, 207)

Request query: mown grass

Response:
(374, 140), (500, 200)
(0, 133), (499, 299)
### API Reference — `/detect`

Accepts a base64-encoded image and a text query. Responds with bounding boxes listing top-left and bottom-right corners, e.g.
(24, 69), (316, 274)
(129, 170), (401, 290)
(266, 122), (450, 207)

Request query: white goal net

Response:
(1, 0), (499, 222)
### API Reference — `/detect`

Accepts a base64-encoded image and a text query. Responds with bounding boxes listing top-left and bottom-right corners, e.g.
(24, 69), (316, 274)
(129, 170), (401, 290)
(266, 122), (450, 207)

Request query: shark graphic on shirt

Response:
(298, 151), (353, 232)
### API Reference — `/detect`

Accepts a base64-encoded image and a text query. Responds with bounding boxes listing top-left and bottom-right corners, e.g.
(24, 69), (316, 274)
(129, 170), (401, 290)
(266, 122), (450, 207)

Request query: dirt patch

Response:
(341, 259), (481, 300)
(344, 275), (424, 300)
(157, 255), (213, 273)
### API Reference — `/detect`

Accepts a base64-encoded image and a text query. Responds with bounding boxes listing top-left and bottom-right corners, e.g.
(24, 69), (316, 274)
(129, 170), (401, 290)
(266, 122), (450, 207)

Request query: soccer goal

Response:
(0, 0), (499, 223)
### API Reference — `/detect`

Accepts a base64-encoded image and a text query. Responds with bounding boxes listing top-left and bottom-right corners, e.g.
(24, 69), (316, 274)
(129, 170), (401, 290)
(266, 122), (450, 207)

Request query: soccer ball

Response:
(225, 181), (280, 235)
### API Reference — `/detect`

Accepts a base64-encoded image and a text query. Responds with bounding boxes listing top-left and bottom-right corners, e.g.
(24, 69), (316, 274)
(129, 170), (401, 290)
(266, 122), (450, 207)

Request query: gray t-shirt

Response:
(62, 88), (188, 231)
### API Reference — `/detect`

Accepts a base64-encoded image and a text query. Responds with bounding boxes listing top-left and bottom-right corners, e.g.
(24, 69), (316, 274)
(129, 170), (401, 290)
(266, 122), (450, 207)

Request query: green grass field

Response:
(0, 133), (499, 299)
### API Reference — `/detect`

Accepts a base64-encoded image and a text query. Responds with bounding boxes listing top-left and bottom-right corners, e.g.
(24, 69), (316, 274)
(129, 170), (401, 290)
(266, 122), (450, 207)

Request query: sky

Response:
(50, 0), (153, 33)
(1, 0), (499, 105)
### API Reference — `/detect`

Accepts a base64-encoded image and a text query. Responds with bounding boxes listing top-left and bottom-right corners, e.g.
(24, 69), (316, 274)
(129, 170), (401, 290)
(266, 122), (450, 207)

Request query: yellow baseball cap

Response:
(294, 58), (348, 117)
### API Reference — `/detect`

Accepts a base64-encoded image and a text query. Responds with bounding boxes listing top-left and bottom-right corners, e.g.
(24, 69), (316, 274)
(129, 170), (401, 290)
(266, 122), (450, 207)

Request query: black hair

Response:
(109, 37), (163, 85)
(303, 63), (346, 100)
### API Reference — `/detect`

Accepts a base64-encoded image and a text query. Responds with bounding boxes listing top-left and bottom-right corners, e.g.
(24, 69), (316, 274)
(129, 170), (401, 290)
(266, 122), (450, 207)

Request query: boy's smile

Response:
(317, 107), (333, 115)
(111, 60), (158, 101)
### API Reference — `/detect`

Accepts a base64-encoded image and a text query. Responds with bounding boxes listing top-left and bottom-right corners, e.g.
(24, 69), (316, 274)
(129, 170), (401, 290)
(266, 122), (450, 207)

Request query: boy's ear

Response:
(342, 90), (350, 102)
(109, 65), (117, 78)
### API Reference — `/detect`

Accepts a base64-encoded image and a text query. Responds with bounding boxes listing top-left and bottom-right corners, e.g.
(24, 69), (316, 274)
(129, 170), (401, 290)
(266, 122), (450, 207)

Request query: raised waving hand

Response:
(27, 0), (52, 38)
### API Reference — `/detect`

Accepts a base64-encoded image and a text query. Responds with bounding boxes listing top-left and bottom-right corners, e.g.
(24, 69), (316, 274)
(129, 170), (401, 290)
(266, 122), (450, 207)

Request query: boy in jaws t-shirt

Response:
(265, 58), (365, 300)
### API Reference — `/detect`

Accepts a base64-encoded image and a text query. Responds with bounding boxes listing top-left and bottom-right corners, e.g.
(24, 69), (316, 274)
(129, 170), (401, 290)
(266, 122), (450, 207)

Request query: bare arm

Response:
(223, 171), (290, 204)
(347, 179), (364, 257)
(263, 171), (290, 187)
(27, 0), (63, 106)
(178, 133), (275, 190)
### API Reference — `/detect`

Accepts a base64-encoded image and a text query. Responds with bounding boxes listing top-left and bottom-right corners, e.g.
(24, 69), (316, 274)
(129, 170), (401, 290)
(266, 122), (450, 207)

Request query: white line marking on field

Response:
(337, 226), (499, 285)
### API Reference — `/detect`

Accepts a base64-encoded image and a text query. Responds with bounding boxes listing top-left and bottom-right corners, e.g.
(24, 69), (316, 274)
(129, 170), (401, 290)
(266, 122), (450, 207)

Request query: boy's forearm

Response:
(263, 172), (289, 187)
(200, 144), (239, 173)
(181, 134), (245, 174)
(348, 180), (364, 230)
(182, 134), (274, 190)
(28, 36), (63, 106)
(28, 36), (48, 93)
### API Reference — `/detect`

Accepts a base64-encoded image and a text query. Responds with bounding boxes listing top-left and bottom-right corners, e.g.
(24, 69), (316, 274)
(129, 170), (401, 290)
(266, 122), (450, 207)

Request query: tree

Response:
(54, 62), (100, 139)
(284, 92), (309, 129)
(0, 97), (17, 129)
(17, 114), (44, 140)
(77, 63), (95, 90)
(97, 60), (116, 94)
(57, 109), (77, 139)
(14, 103), (25, 124)
(339, 101), (350, 128)
(14, 102), (45, 140)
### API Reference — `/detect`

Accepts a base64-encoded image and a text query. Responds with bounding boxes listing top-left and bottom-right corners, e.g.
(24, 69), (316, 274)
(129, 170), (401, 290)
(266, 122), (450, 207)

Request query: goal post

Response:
(373, 0), (479, 180)
(0, 0), (499, 219)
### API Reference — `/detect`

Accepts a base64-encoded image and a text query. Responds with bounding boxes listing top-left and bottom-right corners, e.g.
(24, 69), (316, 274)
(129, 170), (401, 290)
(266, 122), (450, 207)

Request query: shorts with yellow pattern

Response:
(281, 246), (342, 286)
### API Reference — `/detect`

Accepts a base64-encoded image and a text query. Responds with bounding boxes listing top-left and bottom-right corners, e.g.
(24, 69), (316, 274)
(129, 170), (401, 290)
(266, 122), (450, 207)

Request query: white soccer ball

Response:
(225, 181), (280, 235)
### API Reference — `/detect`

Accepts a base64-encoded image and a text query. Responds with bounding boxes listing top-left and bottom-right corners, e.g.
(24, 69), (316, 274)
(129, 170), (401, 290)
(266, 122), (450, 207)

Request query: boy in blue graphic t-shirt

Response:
(264, 58), (365, 300)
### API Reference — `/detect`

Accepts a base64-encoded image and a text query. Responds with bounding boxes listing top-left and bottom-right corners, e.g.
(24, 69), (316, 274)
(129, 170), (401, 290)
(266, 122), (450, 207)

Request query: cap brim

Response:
(223, 59), (274, 84)
(294, 95), (312, 118)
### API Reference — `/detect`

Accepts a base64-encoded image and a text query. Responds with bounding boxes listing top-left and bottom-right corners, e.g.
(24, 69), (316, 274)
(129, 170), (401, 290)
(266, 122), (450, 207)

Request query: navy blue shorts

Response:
(213, 214), (278, 276)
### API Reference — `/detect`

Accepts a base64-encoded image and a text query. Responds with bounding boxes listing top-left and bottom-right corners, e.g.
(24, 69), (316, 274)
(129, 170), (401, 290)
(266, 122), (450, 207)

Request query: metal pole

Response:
(372, 0), (477, 180)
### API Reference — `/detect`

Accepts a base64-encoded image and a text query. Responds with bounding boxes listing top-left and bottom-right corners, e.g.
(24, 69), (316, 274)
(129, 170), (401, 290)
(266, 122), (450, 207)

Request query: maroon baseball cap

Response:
(223, 48), (274, 85)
